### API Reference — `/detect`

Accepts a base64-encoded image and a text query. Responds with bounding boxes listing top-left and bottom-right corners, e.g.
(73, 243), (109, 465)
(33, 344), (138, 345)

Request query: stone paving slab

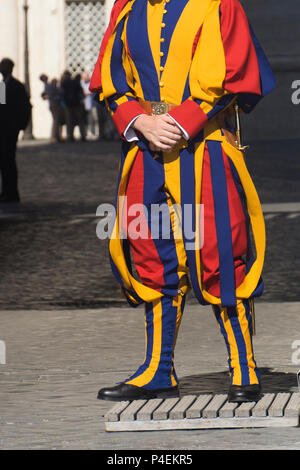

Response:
(0, 302), (300, 449)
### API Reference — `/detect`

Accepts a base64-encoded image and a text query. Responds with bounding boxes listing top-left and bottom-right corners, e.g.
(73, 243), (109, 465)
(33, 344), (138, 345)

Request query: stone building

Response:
(239, 0), (300, 141)
(0, 0), (299, 140)
(0, 0), (114, 138)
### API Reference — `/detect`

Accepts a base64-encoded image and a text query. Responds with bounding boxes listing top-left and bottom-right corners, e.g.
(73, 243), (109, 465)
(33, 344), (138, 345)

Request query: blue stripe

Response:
(182, 72), (191, 102)
(107, 94), (136, 113)
(248, 23), (276, 98)
(126, 0), (160, 100)
(207, 141), (236, 307)
(227, 305), (250, 385)
(206, 93), (235, 120)
(238, 23), (276, 113)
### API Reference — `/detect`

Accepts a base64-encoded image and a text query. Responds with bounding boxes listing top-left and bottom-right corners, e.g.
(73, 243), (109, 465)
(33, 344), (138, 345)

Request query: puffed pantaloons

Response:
(122, 142), (260, 389)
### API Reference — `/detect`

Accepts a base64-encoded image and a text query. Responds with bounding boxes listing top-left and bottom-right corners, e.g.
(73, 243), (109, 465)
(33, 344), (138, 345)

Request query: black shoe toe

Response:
(228, 384), (262, 403)
(97, 383), (179, 402)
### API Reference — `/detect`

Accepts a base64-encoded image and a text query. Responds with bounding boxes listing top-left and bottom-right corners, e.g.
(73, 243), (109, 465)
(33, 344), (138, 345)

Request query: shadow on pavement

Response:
(180, 367), (298, 395)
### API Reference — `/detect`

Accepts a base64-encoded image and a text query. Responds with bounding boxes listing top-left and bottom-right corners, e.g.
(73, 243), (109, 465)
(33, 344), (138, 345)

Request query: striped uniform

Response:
(91, 0), (275, 389)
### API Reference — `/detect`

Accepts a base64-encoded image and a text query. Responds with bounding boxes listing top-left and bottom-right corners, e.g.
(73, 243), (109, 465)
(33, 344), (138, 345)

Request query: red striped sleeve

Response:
(168, 100), (208, 140)
(220, 0), (261, 95)
(112, 100), (147, 137)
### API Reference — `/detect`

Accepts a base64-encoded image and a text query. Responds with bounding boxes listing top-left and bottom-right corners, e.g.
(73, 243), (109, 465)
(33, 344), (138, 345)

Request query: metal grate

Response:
(65, 0), (106, 76)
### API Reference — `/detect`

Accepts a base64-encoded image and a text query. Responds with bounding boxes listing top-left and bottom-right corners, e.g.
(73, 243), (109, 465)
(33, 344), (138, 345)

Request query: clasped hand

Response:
(132, 114), (183, 153)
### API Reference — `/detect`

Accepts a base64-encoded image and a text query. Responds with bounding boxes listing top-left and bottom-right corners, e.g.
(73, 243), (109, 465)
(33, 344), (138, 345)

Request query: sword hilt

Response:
(234, 103), (250, 152)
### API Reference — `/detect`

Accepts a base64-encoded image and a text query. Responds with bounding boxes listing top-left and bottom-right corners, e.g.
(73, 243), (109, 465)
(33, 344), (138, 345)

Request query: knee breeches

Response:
(124, 143), (248, 298)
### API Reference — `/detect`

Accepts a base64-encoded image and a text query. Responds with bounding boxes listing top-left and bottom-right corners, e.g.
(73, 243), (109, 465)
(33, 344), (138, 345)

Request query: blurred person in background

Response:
(61, 71), (86, 142)
(95, 99), (119, 141)
(81, 72), (97, 139)
(0, 58), (31, 203)
(40, 74), (64, 143)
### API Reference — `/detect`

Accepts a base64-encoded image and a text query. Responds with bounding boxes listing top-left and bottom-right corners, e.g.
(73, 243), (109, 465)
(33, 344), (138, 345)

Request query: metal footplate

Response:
(104, 392), (300, 432)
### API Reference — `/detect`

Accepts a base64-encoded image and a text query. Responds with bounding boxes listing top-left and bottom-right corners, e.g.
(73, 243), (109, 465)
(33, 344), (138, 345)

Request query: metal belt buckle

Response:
(151, 101), (168, 115)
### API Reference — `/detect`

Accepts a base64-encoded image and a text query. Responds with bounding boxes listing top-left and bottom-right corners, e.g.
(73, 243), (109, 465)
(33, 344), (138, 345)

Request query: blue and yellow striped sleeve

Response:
(101, 15), (147, 138)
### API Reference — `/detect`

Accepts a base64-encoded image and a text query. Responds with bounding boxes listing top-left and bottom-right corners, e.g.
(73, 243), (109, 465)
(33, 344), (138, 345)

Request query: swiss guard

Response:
(91, 0), (275, 403)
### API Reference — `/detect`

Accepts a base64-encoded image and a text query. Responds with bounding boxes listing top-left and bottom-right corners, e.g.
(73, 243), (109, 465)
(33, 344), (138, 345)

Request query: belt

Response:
(138, 100), (177, 115)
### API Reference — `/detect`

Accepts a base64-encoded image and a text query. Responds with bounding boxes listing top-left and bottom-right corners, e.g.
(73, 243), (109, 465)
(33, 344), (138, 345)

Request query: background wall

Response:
(0, 0), (111, 139)
(240, 0), (300, 141)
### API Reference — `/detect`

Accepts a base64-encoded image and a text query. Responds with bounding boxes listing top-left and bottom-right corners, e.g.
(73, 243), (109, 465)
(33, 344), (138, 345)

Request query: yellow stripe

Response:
(199, 101), (214, 115)
(221, 308), (242, 386)
(143, 309), (148, 365)
(189, 0), (226, 106)
(111, 1), (134, 35)
(236, 300), (259, 384)
(101, 29), (118, 99)
(170, 293), (184, 386)
(220, 301), (259, 385)
(115, 95), (129, 107)
(126, 58), (145, 100)
(147, 0), (165, 81)
(126, 299), (163, 387)
(161, 0), (212, 105)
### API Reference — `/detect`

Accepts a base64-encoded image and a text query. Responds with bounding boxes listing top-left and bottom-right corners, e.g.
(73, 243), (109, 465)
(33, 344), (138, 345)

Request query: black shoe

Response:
(228, 384), (262, 403)
(97, 383), (179, 402)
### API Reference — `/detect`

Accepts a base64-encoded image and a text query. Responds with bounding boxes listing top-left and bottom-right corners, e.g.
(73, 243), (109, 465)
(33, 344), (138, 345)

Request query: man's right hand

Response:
(132, 114), (183, 152)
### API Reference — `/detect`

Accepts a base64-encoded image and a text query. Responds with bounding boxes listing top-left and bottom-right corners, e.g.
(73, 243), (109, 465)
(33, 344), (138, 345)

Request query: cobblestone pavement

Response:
(0, 137), (299, 450)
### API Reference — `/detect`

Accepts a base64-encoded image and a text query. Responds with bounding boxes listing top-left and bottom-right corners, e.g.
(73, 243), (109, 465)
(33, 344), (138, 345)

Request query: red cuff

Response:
(112, 100), (147, 136)
(168, 100), (208, 139)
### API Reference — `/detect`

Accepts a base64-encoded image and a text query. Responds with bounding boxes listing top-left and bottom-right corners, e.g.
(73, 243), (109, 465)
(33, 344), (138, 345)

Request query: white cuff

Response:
(123, 115), (144, 142)
(167, 114), (190, 140)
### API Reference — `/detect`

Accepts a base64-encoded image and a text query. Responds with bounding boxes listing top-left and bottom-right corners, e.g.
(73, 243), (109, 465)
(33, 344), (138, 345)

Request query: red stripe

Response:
(112, 100), (147, 137)
(123, 151), (165, 292)
(220, 0), (261, 95)
(192, 26), (202, 59)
